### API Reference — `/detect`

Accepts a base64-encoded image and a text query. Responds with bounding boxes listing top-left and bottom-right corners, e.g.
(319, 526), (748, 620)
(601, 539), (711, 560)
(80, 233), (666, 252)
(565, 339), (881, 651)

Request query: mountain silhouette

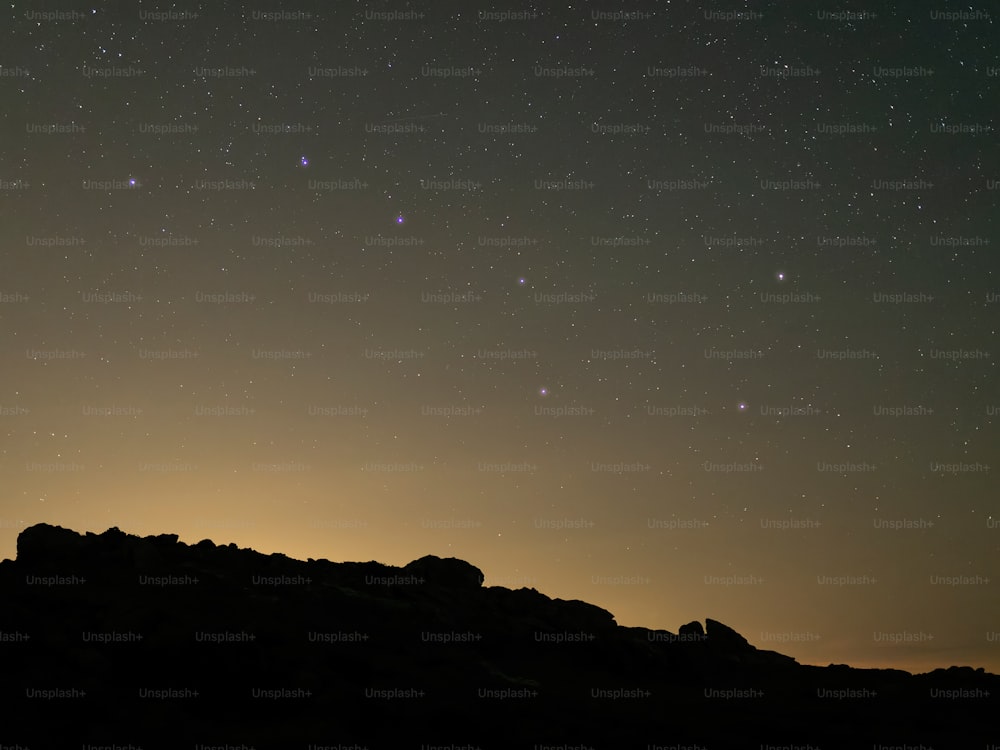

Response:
(0, 523), (994, 747)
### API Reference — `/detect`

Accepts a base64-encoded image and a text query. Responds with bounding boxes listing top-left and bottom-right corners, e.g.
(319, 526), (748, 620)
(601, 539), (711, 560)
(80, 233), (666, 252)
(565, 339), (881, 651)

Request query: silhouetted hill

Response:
(0, 523), (995, 747)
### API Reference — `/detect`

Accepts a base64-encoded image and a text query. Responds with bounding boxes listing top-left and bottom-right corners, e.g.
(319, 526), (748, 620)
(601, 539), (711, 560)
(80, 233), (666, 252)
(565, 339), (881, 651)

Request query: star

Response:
(776, 271), (785, 281)
(518, 277), (526, 285)
(299, 156), (309, 167)
(396, 214), (405, 224)
(539, 387), (549, 397)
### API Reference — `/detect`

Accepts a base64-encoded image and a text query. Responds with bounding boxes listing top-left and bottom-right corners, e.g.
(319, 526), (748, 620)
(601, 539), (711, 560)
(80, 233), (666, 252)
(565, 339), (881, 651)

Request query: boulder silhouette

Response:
(705, 617), (752, 650)
(679, 619), (705, 637)
(401, 553), (485, 588)
(15, 521), (84, 564)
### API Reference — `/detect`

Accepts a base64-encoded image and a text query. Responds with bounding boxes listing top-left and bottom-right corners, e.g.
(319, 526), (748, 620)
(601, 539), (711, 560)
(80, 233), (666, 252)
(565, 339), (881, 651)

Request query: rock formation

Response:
(0, 523), (995, 747)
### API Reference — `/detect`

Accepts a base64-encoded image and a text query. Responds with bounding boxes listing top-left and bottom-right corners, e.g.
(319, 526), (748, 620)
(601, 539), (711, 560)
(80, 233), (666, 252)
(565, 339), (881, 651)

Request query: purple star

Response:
(128, 178), (137, 186)
(539, 387), (548, 397)
(396, 215), (405, 224)
(738, 402), (747, 412)
(518, 277), (526, 285)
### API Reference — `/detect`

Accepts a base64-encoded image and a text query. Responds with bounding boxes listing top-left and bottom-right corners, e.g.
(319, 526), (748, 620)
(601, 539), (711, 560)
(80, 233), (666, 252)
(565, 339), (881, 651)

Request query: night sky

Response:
(2, 2), (998, 674)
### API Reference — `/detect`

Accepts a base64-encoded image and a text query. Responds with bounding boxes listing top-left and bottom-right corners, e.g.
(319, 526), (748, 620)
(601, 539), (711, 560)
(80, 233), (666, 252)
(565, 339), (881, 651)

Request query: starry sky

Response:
(1, 1), (998, 674)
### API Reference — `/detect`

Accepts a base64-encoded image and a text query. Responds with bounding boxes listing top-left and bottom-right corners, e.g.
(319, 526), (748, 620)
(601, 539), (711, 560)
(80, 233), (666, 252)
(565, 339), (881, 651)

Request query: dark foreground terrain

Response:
(0, 523), (995, 748)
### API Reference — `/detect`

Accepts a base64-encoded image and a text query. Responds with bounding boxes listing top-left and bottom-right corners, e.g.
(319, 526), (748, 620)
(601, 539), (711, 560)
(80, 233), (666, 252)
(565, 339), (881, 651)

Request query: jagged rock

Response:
(151, 532), (180, 547)
(15, 522), (84, 564)
(705, 617), (752, 650)
(97, 526), (128, 542)
(1, 523), (996, 747)
(679, 619), (705, 637)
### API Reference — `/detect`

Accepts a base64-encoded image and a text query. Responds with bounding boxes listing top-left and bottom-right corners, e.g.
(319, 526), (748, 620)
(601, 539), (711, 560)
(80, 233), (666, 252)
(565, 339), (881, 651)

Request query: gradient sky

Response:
(1, 1), (998, 674)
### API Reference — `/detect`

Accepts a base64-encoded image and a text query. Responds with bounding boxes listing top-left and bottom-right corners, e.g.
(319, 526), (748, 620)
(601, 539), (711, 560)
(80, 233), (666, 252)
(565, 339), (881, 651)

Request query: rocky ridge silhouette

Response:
(0, 523), (995, 747)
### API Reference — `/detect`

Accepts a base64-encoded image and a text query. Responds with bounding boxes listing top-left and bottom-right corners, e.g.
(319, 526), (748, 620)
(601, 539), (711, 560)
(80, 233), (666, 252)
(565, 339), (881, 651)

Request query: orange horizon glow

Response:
(3, 509), (997, 677)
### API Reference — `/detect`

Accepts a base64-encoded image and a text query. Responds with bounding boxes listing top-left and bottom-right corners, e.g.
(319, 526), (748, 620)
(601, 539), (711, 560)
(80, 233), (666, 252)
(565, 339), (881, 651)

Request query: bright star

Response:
(299, 156), (309, 167)
(396, 215), (405, 224)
